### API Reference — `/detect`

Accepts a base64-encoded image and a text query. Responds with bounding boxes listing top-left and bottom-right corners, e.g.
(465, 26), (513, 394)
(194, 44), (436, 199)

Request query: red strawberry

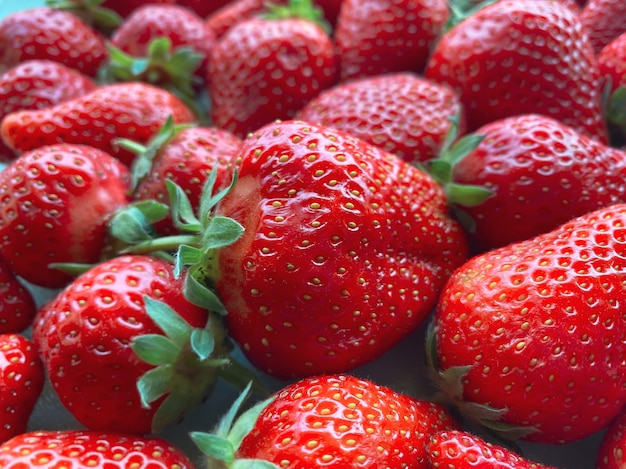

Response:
(207, 0), (337, 138)
(579, 0), (626, 53)
(597, 407), (626, 468)
(437, 114), (626, 252)
(32, 254), (245, 434)
(429, 203), (626, 444)
(0, 430), (195, 468)
(177, 120), (469, 379)
(0, 59), (96, 162)
(334, 0), (449, 81)
(0, 259), (36, 334)
(0, 144), (130, 289)
(425, 0), (609, 143)
(427, 430), (556, 468)
(193, 374), (459, 468)
(297, 72), (464, 164)
(0, 7), (107, 77)
(598, 31), (626, 147)
(0, 82), (195, 167)
(205, 0), (267, 40)
(0, 334), (44, 444)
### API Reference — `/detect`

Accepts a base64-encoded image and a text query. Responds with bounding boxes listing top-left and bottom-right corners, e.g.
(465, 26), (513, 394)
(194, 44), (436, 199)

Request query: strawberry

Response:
(0, 430), (195, 467)
(334, 0), (449, 81)
(434, 113), (626, 252)
(297, 72), (464, 164)
(0, 82), (195, 167)
(0, 59), (96, 162)
(0, 7), (107, 77)
(598, 31), (626, 147)
(425, 0), (609, 143)
(192, 374), (459, 468)
(0, 144), (130, 289)
(428, 203), (626, 444)
(205, 0), (267, 40)
(597, 407), (626, 468)
(32, 254), (250, 434)
(0, 259), (36, 334)
(206, 0), (337, 138)
(0, 334), (44, 444)
(427, 430), (556, 468)
(579, 0), (626, 53)
(175, 120), (469, 379)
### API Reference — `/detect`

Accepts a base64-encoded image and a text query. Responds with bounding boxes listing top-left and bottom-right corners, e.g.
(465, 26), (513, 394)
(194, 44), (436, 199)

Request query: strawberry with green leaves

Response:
(334, 0), (449, 81)
(598, 31), (626, 147)
(206, 0), (337, 138)
(0, 7), (107, 77)
(297, 72), (464, 164)
(32, 254), (254, 435)
(193, 374), (459, 468)
(0, 82), (195, 167)
(0, 430), (195, 467)
(0, 334), (44, 444)
(425, 0), (609, 143)
(0, 259), (36, 334)
(0, 144), (130, 289)
(172, 120), (469, 379)
(428, 203), (626, 444)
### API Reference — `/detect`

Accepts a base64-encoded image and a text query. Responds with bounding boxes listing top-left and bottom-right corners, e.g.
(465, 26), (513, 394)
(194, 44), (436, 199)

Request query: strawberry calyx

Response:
(262, 0), (331, 34)
(605, 85), (626, 148)
(100, 38), (206, 119)
(425, 321), (539, 441)
(132, 296), (263, 434)
(191, 382), (278, 469)
(46, 0), (122, 32)
(445, 0), (498, 31)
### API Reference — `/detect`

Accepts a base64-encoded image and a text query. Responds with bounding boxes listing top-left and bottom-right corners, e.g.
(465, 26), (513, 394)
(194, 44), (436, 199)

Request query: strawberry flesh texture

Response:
(0, 144), (130, 289)
(237, 374), (459, 468)
(214, 121), (469, 379)
(434, 204), (626, 444)
(425, 0), (609, 144)
(32, 255), (210, 435)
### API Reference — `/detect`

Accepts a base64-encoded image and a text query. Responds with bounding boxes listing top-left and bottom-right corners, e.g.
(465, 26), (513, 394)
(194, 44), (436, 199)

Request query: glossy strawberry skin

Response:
(597, 408), (626, 468)
(298, 73), (464, 164)
(0, 430), (195, 468)
(0, 82), (195, 167)
(0, 144), (130, 289)
(237, 374), (459, 468)
(598, 31), (626, 94)
(0, 7), (107, 77)
(427, 431), (556, 469)
(214, 120), (469, 379)
(451, 114), (626, 251)
(432, 204), (626, 444)
(32, 255), (210, 435)
(205, 0), (266, 40)
(207, 17), (337, 138)
(0, 59), (96, 162)
(579, 0), (626, 53)
(425, 0), (609, 143)
(334, 0), (449, 81)
(0, 334), (44, 444)
(133, 126), (242, 235)
(0, 259), (36, 334)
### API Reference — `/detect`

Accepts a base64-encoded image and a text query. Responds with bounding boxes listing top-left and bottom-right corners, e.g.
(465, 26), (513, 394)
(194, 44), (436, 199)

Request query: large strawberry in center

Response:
(210, 120), (469, 379)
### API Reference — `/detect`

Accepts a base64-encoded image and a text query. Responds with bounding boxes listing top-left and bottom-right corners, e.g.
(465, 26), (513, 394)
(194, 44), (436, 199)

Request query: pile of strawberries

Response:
(0, 0), (625, 467)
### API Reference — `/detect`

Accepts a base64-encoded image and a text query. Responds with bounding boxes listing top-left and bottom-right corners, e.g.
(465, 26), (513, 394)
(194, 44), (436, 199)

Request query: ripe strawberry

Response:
(425, 0), (609, 143)
(0, 144), (130, 289)
(579, 0), (626, 53)
(437, 114), (626, 252)
(597, 408), (626, 468)
(32, 254), (245, 434)
(205, 0), (266, 40)
(193, 374), (459, 468)
(427, 430), (556, 468)
(334, 0), (449, 81)
(0, 430), (195, 468)
(207, 0), (337, 138)
(0, 7), (107, 77)
(598, 31), (626, 147)
(0, 334), (44, 444)
(297, 72), (464, 164)
(429, 203), (626, 444)
(0, 82), (195, 167)
(0, 59), (96, 162)
(0, 259), (36, 334)
(178, 120), (469, 379)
